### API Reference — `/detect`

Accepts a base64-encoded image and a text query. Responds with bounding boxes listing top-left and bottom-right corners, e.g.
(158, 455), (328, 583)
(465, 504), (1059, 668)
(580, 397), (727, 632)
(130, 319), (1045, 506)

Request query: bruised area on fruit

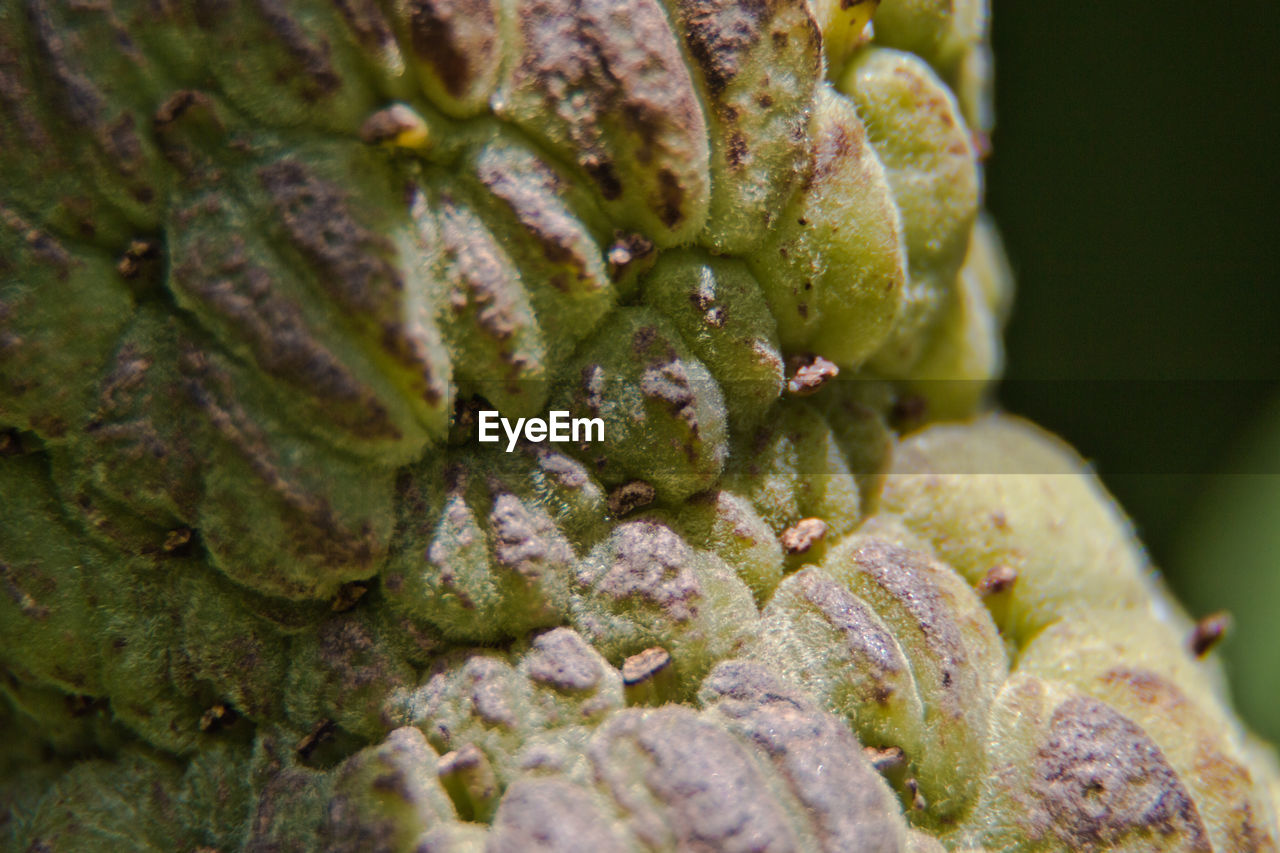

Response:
(1, 0), (1277, 850)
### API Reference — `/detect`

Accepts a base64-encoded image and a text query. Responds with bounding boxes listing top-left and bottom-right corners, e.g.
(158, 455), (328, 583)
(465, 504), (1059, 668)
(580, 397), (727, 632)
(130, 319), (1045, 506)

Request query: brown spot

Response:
(607, 480), (656, 517)
(503, 0), (706, 228)
(0, 429), (20, 456)
(330, 581), (370, 612)
(1188, 611), (1230, 658)
(330, 0), (398, 51)
(905, 777), (927, 810)
(978, 564), (1018, 597)
(296, 718), (337, 759)
(890, 393), (928, 429)
(404, 0), (498, 99)
(162, 527), (193, 554)
(606, 231), (655, 281)
(726, 131), (747, 168)
(973, 130), (993, 161)
(621, 646), (671, 686)
(785, 354), (839, 396)
(199, 703), (239, 733)
(66, 694), (105, 718)
(357, 103), (427, 145)
(656, 168), (685, 228)
(780, 517), (828, 555)
(863, 745), (907, 774)
(255, 0), (343, 99)
(116, 239), (160, 280)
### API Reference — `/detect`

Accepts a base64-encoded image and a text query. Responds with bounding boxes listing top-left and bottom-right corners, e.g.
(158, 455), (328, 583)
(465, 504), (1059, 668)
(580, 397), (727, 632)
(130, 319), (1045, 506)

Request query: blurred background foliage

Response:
(987, 2), (1280, 740)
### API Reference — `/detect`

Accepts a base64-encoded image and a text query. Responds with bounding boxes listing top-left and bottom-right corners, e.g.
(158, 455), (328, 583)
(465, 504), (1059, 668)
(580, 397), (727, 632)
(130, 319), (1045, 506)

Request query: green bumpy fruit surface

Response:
(1, 0), (1277, 850)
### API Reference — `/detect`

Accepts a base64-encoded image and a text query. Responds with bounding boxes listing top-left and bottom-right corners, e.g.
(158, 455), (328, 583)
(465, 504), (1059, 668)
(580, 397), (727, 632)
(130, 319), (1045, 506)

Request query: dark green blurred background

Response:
(987, 3), (1280, 739)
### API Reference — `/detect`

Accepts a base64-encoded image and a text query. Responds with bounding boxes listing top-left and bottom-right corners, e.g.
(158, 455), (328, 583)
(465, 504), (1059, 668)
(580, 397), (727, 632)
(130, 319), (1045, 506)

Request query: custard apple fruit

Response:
(1, 0), (1276, 850)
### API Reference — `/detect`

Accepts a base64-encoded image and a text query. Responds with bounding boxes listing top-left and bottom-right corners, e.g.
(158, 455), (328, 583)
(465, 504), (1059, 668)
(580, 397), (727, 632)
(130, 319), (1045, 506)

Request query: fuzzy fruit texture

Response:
(0, 0), (1276, 851)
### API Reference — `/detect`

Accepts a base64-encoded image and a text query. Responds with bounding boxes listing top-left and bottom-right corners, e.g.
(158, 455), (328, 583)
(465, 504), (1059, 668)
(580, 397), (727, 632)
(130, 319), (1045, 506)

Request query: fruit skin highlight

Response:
(0, 0), (1276, 850)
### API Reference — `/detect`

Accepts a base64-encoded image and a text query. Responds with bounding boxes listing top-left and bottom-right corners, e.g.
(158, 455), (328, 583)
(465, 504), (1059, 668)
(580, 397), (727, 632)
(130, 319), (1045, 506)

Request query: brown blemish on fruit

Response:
(607, 480), (656, 517)
(199, 702), (238, 733)
(622, 646), (671, 686)
(1188, 611), (1230, 658)
(503, 0), (705, 229)
(1029, 694), (1210, 850)
(781, 517), (828, 555)
(785, 354), (839, 396)
(404, 0), (499, 98)
(791, 567), (908, 703)
(978, 564), (1018, 597)
(296, 718), (337, 759)
(116, 239), (160, 280)
(358, 103), (428, 146)
(330, 581), (369, 613)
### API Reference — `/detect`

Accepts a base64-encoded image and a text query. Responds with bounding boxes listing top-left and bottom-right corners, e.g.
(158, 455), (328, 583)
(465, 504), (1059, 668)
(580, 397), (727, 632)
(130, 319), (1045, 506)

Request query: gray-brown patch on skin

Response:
(701, 661), (907, 852)
(502, 0), (706, 230)
(436, 192), (534, 372)
(474, 144), (603, 293)
(606, 480), (655, 517)
(260, 162), (446, 407)
(674, 0), (772, 95)
(1097, 666), (1277, 849)
(791, 568), (905, 700)
(525, 628), (603, 692)
(780, 517), (827, 555)
(181, 344), (385, 577)
(848, 540), (970, 719)
(254, 0), (343, 100)
(589, 706), (801, 850)
(259, 161), (401, 317)
(1029, 694), (1211, 851)
(2, 209), (68, 282)
(579, 521), (703, 623)
(311, 616), (405, 701)
(488, 492), (573, 580)
(640, 362), (698, 431)
(803, 114), (869, 194)
(487, 777), (629, 853)
(329, 0), (398, 52)
(462, 656), (519, 728)
(403, 0), (499, 100)
(171, 220), (403, 442)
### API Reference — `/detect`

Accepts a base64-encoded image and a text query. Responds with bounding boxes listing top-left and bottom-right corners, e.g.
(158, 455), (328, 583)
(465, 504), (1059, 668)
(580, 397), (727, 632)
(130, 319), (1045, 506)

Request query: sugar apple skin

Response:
(1, 0), (1277, 851)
